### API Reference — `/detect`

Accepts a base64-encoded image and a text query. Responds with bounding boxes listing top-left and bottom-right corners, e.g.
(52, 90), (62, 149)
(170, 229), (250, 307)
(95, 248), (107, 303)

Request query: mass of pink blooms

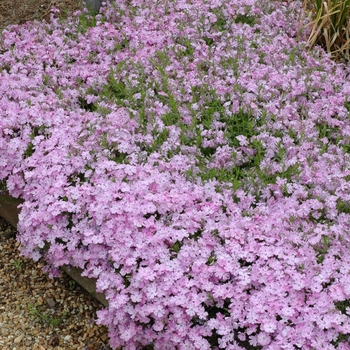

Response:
(2, 0), (350, 349)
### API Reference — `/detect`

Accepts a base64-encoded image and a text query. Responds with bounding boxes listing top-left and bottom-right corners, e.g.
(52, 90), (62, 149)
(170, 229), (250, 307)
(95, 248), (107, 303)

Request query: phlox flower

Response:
(3, 0), (350, 349)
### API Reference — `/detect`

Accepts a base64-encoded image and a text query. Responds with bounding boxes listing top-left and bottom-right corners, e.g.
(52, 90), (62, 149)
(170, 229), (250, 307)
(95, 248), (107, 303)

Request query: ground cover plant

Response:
(2, 0), (350, 349)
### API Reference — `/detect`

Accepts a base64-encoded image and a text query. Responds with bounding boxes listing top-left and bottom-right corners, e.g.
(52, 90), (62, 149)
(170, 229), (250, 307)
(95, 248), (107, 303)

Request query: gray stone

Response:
(83, 0), (102, 13)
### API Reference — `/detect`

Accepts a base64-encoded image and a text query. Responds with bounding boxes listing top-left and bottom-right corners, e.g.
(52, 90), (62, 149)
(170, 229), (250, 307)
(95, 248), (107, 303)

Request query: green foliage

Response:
(315, 122), (339, 143)
(0, 180), (7, 192)
(345, 100), (350, 113)
(0, 64), (10, 73)
(336, 198), (350, 214)
(215, 17), (228, 31)
(169, 240), (182, 259)
(203, 36), (215, 46)
(77, 96), (97, 112)
(224, 108), (261, 148)
(149, 129), (169, 153)
(104, 69), (128, 104)
(77, 12), (97, 34)
(335, 298), (350, 314)
(69, 280), (76, 291)
(315, 235), (332, 264)
(342, 143), (350, 154)
(12, 259), (22, 271)
(27, 303), (62, 328)
(110, 150), (129, 164)
(207, 7), (228, 32)
(173, 37), (195, 60)
(206, 252), (217, 266)
(102, 62), (147, 115)
(24, 142), (35, 159)
(27, 303), (42, 318)
(219, 56), (240, 77)
(160, 96), (181, 127)
(234, 14), (256, 26)
(113, 36), (129, 52)
(49, 318), (62, 327)
(286, 46), (298, 65)
(331, 297), (350, 347)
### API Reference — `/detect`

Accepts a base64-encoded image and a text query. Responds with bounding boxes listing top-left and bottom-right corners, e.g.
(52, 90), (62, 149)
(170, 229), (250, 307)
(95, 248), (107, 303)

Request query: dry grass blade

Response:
(301, 0), (350, 62)
(345, 24), (350, 57)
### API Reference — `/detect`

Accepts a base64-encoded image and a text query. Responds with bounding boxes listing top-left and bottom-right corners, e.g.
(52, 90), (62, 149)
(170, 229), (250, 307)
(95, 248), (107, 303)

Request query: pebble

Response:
(46, 297), (56, 308)
(1, 328), (9, 336)
(14, 335), (23, 344)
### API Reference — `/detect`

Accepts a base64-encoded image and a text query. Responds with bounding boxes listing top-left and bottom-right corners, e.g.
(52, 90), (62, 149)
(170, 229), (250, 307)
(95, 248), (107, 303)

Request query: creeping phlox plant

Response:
(2, 0), (350, 349)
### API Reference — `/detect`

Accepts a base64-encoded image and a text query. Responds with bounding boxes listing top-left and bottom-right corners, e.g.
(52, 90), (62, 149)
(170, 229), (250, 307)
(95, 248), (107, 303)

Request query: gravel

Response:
(0, 216), (114, 350)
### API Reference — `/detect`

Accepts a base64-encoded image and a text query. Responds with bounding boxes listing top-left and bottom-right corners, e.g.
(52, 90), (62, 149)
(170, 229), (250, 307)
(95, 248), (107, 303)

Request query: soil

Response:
(0, 0), (83, 31)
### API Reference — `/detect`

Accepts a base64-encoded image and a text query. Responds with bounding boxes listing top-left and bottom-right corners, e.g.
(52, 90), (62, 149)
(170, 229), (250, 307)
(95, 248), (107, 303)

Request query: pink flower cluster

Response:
(2, 0), (350, 349)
